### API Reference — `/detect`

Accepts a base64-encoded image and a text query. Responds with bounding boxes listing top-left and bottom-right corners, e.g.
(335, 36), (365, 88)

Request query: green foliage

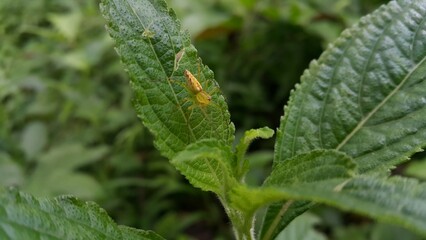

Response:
(0, 0), (207, 237)
(332, 222), (423, 240)
(234, 127), (274, 181)
(275, 213), (326, 240)
(23, 144), (108, 199)
(100, 0), (426, 239)
(261, 176), (426, 238)
(274, 0), (426, 173)
(172, 139), (235, 195)
(404, 152), (426, 179)
(0, 0), (131, 201)
(265, 0), (426, 237)
(0, 187), (164, 240)
(100, 0), (234, 160)
(2, 0), (426, 239)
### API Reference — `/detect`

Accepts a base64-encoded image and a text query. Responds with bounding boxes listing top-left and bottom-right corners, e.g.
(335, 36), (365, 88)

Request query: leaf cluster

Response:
(99, 0), (426, 239)
(2, 0), (426, 239)
(0, 0), (207, 236)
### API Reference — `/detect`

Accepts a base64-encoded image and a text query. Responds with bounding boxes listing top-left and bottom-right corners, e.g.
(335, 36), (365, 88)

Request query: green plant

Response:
(1, 0), (426, 239)
(0, 0), (226, 236)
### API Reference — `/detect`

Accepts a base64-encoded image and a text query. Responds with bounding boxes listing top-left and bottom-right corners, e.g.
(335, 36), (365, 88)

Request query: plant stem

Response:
(227, 207), (256, 240)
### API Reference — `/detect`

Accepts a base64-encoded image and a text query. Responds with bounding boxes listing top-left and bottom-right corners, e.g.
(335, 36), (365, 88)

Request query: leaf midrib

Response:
(121, 0), (198, 145)
(334, 1), (425, 151)
(336, 55), (426, 151)
(271, 3), (426, 239)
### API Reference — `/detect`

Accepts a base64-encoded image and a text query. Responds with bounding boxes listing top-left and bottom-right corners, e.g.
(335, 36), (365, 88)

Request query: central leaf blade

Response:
(100, 0), (234, 159)
(276, 0), (426, 172)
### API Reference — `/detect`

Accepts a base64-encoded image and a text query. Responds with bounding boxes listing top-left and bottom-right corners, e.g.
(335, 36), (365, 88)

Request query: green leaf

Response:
(100, 0), (234, 160)
(22, 144), (108, 199)
(275, 213), (326, 240)
(404, 157), (426, 179)
(167, 0), (234, 37)
(19, 121), (47, 161)
(171, 139), (236, 197)
(37, 144), (108, 171)
(234, 127), (274, 180)
(278, 0), (426, 171)
(266, 177), (426, 238)
(231, 150), (355, 215)
(267, 0), (426, 237)
(48, 12), (82, 42)
(0, 153), (24, 187)
(0, 187), (164, 240)
(370, 223), (423, 240)
(25, 171), (104, 200)
(261, 201), (314, 240)
(257, 149), (355, 240)
(265, 149), (356, 186)
(258, 176), (426, 239)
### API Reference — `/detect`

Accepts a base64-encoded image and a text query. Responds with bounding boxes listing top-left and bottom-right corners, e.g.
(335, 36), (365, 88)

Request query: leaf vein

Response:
(336, 55), (426, 151)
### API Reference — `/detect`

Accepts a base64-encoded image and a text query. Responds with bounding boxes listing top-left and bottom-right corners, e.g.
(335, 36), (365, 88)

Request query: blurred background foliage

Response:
(0, 0), (424, 239)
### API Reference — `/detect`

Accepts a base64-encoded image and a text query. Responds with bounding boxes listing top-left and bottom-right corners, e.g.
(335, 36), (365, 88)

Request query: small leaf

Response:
(48, 12), (82, 42)
(22, 144), (107, 199)
(275, 213), (326, 240)
(100, 0), (234, 160)
(234, 127), (274, 180)
(0, 187), (164, 240)
(0, 153), (24, 187)
(171, 139), (236, 197)
(37, 144), (108, 171)
(404, 157), (426, 179)
(20, 121), (47, 161)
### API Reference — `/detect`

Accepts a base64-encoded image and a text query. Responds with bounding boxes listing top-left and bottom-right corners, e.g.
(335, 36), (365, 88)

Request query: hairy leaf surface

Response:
(234, 127), (274, 180)
(262, 177), (426, 238)
(0, 187), (164, 240)
(276, 0), (426, 171)
(265, 0), (426, 238)
(258, 150), (355, 239)
(171, 139), (236, 197)
(100, 0), (234, 159)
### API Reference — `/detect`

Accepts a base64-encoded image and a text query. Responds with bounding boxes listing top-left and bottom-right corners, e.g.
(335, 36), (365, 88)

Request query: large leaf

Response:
(100, 0), (234, 159)
(260, 176), (426, 239)
(276, 0), (426, 171)
(0, 187), (164, 240)
(258, 151), (426, 238)
(264, 0), (426, 238)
